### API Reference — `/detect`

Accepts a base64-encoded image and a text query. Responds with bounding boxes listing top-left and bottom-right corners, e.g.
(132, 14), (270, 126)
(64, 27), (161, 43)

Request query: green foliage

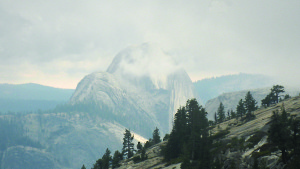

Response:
(217, 102), (225, 123)
(286, 155), (300, 169)
(246, 131), (267, 149)
(164, 106), (187, 161)
(164, 157), (184, 167)
(92, 148), (112, 169)
(261, 93), (275, 107)
(284, 94), (291, 100)
(230, 137), (245, 149)
(152, 127), (161, 145)
(214, 112), (218, 124)
(290, 117), (300, 156)
(144, 140), (152, 149)
(122, 129), (135, 159)
(253, 157), (259, 169)
(132, 156), (141, 163)
(163, 98), (211, 168)
(81, 164), (86, 169)
(92, 158), (103, 169)
(211, 130), (230, 140)
(262, 85), (285, 107)
(102, 148), (112, 169)
(208, 120), (214, 126)
(132, 148), (147, 164)
(163, 133), (169, 141)
(140, 148), (147, 161)
(244, 91), (257, 117)
(137, 142), (142, 152)
(268, 105), (290, 163)
(236, 99), (246, 119)
(112, 150), (122, 169)
(230, 109), (236, 119)
(271, 85), (285, 103)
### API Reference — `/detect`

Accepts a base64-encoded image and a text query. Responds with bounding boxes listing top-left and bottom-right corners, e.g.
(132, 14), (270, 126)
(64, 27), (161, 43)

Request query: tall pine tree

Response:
(271, 85), (285, 103)
(268, 105), (290, 164)
(236, 99), (246, 119)
(217, 102), (225, 123)
(244, 91), (257, 118)
(152, 127), (161, 144)
(164, 106), (187, 161)
(112, 150), (122, 169)
(122, 129), (135, 159)
(102, 148), (112, 169)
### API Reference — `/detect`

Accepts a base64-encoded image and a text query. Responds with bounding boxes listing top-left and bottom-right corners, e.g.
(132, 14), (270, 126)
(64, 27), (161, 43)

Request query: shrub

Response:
(211, 130), (230, 140)
(132, 156), (141, 163)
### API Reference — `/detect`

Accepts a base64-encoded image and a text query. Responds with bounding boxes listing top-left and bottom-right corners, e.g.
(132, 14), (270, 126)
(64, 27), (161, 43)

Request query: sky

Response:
(0, 0), (299, 89)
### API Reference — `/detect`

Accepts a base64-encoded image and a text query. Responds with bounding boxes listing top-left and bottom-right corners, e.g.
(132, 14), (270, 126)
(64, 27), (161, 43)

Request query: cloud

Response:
(108, 43), (181, 78)
(0, 0), (300, 88)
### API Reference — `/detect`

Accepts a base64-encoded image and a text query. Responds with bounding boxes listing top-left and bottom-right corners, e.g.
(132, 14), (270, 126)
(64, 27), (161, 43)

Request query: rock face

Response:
(70, 43), (198, 134)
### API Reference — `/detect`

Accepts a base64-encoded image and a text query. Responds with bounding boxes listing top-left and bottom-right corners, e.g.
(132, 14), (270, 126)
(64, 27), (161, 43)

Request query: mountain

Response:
(69, 43), (198, 135)
(0, 83), (74, 112)
(0, 43), (198, 169)
(205, 86), (300, 120)
(194, 73), (275, 104)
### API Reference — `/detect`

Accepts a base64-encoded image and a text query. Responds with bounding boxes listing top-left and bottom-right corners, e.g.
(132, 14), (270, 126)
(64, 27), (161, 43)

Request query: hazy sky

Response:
(1, 0), (299, 89)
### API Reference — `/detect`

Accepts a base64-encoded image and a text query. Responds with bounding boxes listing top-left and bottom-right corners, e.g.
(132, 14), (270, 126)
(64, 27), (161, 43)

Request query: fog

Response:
(0, 0), (299, 88)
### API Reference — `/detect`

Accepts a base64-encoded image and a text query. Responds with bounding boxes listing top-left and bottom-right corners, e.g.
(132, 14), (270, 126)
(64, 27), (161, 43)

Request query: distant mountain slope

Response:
(205, 86), (300, 120)
(194, 73), (275, 104)
(69, 43), (198, 136)
(0, 43), (198, 169)
(0, 83), (74, 100)
(0, 83), (74, 112)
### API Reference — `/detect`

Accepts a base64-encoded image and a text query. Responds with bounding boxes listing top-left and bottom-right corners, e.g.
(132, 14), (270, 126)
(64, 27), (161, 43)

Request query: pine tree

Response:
(81, 164), (86, 169)
(217, 102), (225, 122)
(236, 99), (246, 119)
(163, 134), (170, 141)
(122, 129), (135, 159)
(244, 91), (257, 118)
(261, 92), (275, 107)
(227, 110), (230, 120)
(290, 117), (300, 156)
(152, 127), (161, 144)
(164, 98), (211, 168)
(101, 148), (112, 169)
(230, 109), (236, 119)
(214, 112), (218, 124)
(271, 85), (285, 103)
(112, 150), (122, 169)
(140, 147), (147, 161)
(186, 98), (210, 165)
(92, 158), (103, 169)
(268, 104), (290, 164)
(137, 142), (142, 152)
(164, 106), (187, 161)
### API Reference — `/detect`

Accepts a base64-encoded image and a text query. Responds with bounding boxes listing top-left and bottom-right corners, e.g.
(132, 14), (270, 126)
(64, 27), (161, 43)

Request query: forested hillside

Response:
(101, 87), (300, 169)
